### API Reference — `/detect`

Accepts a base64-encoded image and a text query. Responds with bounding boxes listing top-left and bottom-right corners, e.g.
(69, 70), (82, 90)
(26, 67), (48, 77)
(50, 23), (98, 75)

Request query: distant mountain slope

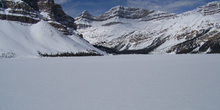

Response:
(0, 0), (105, 58)
(75, 1), (220, 54)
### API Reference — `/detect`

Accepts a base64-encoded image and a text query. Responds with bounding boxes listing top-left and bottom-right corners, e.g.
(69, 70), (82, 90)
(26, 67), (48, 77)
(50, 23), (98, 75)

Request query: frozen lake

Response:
(1, 55), (220, 110)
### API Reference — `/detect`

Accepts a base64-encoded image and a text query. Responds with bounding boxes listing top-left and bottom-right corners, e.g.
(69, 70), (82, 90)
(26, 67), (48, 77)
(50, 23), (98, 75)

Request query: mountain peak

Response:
(76, 5), (156, 21)
(195, 1), (220, 15)
(76, 5), (177, 22)
(82, 10), (90, 14)
(99, 5), (153, 20)
(80, 10), (94, 18)
(108, 5), (138, 12)
(207, 1), (220, 5)
(75, 10), (95, 21)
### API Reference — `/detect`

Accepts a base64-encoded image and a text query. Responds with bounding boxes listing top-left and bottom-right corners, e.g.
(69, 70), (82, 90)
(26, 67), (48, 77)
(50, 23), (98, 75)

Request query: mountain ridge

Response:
(75, 1), (220, 54)
(77, 1), (220, 20)
(75, 5), (177, 22)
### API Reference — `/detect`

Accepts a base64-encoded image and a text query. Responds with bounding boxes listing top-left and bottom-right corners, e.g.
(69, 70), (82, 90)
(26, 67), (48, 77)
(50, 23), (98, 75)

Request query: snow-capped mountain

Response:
(75, 1), (220, 54)
(0, 0), (105, 58)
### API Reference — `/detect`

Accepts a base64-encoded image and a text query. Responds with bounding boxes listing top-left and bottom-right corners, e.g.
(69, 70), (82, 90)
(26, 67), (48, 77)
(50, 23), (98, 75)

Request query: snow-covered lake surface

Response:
(0, 55), (220, 110)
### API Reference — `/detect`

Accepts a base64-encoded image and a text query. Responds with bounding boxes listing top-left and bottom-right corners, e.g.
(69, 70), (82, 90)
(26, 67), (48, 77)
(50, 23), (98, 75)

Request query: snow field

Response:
(0, 55), (220, 110)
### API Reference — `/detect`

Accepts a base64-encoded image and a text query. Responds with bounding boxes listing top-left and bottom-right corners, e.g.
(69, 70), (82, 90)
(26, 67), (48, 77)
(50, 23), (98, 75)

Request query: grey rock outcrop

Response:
(0, 0), (75, 35)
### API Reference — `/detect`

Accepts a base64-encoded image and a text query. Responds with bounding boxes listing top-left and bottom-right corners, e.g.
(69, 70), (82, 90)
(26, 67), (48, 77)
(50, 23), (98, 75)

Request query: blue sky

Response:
(54, 0), (218, 18)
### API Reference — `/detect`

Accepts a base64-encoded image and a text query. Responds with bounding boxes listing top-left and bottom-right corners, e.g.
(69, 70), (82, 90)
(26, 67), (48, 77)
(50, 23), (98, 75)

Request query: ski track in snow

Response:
(0, 55), (220, 110)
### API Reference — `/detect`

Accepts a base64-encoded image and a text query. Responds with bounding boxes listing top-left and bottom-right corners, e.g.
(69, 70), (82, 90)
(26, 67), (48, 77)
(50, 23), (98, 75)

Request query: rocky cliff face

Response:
(75, 6), (176, 23)
(75, 1), (220, 54)
(98, 6), (154, 20)
(0, 0), (75, 35)
(0, 0), (39, 23)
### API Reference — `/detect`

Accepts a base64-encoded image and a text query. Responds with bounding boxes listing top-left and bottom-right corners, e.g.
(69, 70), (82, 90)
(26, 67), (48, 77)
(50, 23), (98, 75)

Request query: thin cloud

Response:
(54, 0), (71, 4)
(73, 1), (117, 7)
(64, 1), (120, 17)
(127, 0), (206, 13)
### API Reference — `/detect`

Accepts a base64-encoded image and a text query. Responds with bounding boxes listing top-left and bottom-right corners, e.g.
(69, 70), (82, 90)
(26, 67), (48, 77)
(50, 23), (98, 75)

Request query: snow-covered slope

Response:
(75, 1), (220, 54)
(0, 0), (105, 58)
(0, 20), (104, 58)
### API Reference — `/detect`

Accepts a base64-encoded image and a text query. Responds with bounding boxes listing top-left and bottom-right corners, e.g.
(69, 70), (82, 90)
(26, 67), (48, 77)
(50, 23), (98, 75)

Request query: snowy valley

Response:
(0, 0), (220, 110)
